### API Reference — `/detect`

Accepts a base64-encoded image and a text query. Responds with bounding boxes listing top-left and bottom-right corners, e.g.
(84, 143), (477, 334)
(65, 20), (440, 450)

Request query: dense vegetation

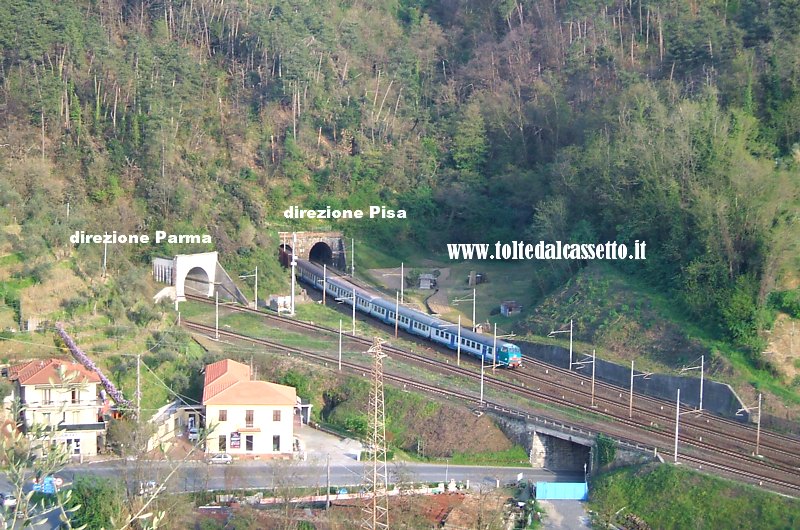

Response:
(590, 463), (800, 529)
(0, 1), (798, 389)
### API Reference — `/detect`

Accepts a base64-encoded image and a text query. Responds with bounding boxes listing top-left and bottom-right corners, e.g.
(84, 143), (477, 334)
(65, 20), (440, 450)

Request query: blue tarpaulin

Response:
(535, 482), (588, 500)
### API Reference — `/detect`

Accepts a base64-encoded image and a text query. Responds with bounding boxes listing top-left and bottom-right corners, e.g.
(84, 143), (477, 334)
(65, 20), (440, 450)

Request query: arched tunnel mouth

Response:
(309, 242), (333, 266)
(184, 266), (211, 296)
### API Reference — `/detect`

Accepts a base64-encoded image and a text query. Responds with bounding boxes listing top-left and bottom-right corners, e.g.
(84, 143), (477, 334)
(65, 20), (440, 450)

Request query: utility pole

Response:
(326, 453), (331, 509)
(102, 240), (108, 277)
(629, 360), (652, 418)
(680, 355), (705, 412)
(675, 388), (681, 463)
(737, 393), (763, 456)
(472, 288), (476, 332)
(136, 352), (141, 420)
(239, 267), (258, 309)
(400, 262), (404, 304)
(548, 319), (573, 370)
(573, 350), (596, 407)
(323, 264), (327, 305)
(492, 323), (497, 373)
(394, 292), (399, 338)
(457, 315), (461, 366)
(290, 233), (297, 316)
(362, 338), (389, 530)
(351, 238), (355, 278)
(352, 286), (356, 335)
(338, 320), (343, 371)
(480, 348), (485, 405)
(756, 392), (762, 456)
(215, 290), (219, 340)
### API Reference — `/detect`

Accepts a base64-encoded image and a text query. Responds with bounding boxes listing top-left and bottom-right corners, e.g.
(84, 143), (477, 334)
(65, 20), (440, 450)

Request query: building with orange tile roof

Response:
(5, 359), (106, 457)
(201, 359), (297, 456)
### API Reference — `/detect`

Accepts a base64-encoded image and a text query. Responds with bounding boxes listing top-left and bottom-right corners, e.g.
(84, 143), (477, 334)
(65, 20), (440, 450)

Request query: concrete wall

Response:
(492, 414), (591, 472)
(515, 341), (748, 421)
(529, 432), (591, 470)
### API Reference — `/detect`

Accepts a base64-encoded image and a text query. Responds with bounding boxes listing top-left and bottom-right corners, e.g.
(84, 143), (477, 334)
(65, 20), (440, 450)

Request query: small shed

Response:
(268, 295), (291, 312)
(419, 273), (437, 290)
(500, 300), (522, 316)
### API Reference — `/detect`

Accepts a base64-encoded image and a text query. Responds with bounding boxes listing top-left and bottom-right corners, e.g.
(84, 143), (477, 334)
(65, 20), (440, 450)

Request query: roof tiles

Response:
(202, 359), (296, 406)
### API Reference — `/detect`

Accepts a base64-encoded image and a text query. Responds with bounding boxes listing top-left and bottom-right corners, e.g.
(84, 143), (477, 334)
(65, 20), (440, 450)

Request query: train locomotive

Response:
(296, 259), (522, 368)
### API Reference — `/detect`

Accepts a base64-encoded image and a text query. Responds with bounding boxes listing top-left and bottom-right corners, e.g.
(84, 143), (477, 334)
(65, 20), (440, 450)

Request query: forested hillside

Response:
(1, 1), (798, 401)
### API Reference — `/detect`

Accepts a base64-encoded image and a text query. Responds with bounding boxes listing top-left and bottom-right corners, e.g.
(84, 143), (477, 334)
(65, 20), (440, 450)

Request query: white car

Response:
(208, 453), (233, 465)
(188, 427), (199, 441)
(0, 493), (16, 507)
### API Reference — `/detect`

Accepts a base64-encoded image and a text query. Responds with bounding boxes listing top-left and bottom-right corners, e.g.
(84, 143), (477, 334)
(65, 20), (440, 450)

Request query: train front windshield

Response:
(507, 345), (522, 366)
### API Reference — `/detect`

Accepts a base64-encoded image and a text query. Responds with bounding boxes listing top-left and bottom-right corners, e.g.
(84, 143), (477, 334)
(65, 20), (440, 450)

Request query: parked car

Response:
(0, 493), (16, 507)
(208, 453), (233, 465)
(188, 427), (199, 441)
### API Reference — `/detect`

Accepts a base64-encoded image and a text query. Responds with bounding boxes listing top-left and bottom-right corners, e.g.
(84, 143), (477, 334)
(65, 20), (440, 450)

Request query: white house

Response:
(201, 359), (296, 456)
(6, 359), (106, 456)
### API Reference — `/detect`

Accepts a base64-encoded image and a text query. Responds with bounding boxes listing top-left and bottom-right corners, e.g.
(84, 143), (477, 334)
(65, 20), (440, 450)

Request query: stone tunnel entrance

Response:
(309, 242), (334, 266)
(277, 231), (346, 270)
(278, 244), (293, 267)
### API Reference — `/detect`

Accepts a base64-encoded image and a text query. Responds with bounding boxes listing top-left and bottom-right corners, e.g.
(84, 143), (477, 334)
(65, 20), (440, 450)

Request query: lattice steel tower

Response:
(361, 337), (389, 530)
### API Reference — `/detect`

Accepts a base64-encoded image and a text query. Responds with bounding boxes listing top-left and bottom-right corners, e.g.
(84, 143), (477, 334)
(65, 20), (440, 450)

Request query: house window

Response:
(42, 413), (51, 425)
(66, 439), (81, 454)
(273, 435), (280, 452)
(245, 435), (254, 452)
(245, 410), (254, 428)
(218, 435), (226, 452)
(71, 388), (79, 404)
(219, 410), (227, 422)
(273, 410), (281, 422)
(42, 389), (51, 405)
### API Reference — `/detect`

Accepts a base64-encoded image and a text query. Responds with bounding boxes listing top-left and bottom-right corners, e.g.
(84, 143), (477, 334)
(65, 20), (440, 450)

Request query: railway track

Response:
(515, 359), (800, 468)
(186, 293), (800, 469)
(180, 306), (800, 496)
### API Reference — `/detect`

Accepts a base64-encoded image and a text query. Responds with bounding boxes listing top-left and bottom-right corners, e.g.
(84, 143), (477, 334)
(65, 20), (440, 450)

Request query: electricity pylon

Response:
(361, 338), (389, 530)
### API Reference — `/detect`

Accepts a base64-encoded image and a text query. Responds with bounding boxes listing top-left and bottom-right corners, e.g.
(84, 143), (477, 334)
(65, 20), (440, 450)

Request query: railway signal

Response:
(548, 319), (574, 371)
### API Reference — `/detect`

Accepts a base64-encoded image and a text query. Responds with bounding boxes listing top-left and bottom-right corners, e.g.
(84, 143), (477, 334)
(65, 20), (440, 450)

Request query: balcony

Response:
(57, 422), (106, 432)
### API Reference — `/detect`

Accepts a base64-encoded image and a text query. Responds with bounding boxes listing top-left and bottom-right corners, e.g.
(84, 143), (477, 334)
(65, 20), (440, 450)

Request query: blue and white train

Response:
(296, 259), (522, 368)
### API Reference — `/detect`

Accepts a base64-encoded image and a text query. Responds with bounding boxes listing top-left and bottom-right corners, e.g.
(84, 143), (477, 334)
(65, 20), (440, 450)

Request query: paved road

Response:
(62, 459), (584, 493)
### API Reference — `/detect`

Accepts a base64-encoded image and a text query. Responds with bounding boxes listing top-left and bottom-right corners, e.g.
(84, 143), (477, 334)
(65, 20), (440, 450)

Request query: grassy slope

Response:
(516, 262), (800, 414)
(590, 463), (800, 530)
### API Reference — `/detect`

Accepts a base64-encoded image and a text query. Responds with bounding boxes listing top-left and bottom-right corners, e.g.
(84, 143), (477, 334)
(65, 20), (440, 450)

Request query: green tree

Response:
(69, 477), (125, 529)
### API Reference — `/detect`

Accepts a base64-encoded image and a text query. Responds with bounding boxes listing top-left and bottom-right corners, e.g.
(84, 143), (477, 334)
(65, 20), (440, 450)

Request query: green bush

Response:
(595, 433), (616, 467)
